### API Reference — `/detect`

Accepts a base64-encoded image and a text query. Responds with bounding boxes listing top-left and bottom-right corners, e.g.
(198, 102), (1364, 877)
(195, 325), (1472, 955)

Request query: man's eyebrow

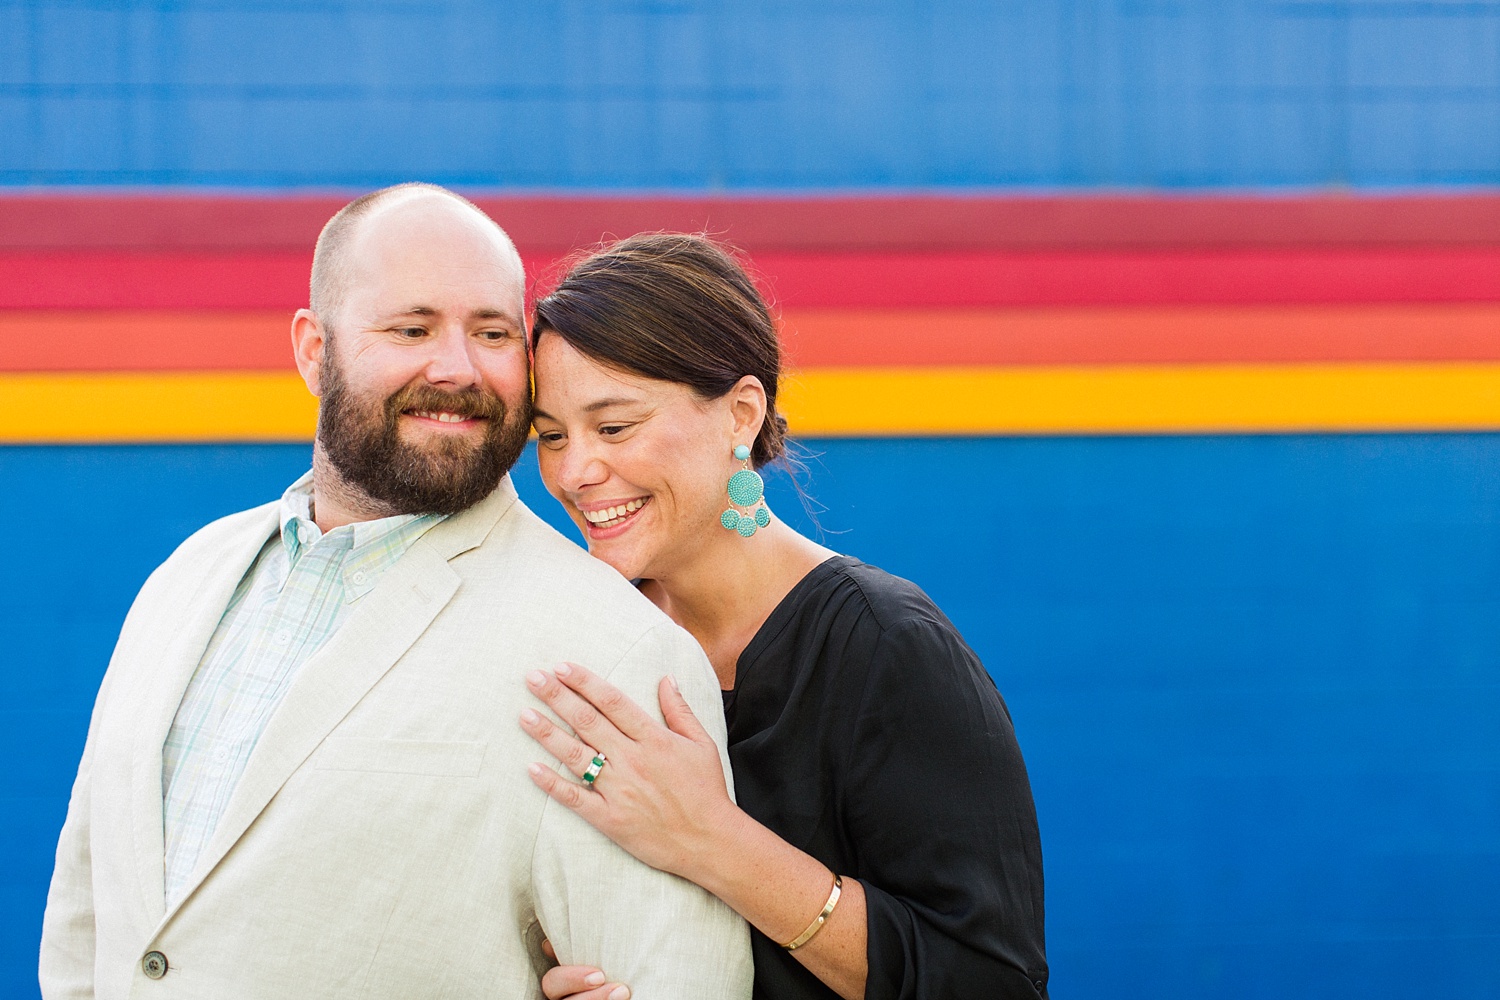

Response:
(469, 307), (518, 322)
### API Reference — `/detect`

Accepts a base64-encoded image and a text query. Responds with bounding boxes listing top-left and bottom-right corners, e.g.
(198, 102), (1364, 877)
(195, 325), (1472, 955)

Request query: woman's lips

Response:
(581, 497), (649, 536)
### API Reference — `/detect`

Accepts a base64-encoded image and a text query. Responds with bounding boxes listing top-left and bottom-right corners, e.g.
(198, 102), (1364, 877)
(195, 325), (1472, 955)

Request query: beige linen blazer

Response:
(40, 478), (752, 1000)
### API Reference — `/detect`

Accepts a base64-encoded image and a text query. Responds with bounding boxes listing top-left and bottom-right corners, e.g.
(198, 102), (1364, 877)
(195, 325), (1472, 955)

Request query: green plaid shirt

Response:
(161, 471), (445, 906)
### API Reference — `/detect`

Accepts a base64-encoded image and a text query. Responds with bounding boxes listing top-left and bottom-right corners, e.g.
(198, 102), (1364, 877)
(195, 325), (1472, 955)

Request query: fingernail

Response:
(526, 670), (546, 687)
(555, 662), (573, 677)
(584, 972), (606, 987)
(520, 708), (539, 725)
(609, 987), (631, 1000)
(527, 763), (544, 777)
(668, 673), (680, 692)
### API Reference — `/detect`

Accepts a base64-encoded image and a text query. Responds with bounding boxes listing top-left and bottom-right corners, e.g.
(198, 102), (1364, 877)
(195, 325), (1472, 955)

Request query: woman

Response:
(520, 234), (1048, 1000)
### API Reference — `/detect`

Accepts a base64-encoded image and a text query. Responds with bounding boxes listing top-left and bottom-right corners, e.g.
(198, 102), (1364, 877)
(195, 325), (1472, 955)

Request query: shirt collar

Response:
(277, 470), (449, 601)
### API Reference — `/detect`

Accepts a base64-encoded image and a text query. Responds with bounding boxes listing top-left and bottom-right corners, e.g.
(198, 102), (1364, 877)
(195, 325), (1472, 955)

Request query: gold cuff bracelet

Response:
(783, 873), (843, 951)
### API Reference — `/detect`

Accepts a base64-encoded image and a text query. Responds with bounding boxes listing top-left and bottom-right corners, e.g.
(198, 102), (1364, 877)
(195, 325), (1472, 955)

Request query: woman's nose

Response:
(556, 441), (609, 493)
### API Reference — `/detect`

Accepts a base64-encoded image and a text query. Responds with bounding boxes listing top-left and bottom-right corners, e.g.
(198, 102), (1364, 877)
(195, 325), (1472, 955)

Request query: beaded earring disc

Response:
(720, 443), (771, 537)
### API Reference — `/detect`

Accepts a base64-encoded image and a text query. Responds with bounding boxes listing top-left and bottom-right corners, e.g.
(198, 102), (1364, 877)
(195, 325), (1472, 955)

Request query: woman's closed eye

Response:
(599, 424), (632, 437)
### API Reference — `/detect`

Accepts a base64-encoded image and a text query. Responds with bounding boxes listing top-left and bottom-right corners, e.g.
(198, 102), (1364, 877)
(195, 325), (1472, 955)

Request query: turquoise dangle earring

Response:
(720, 444), (772, 537)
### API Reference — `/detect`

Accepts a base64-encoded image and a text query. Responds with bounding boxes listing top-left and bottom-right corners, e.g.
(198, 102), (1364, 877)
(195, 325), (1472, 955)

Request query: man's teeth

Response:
(583, 499), (646, 525)
(412, 410), (470, 423)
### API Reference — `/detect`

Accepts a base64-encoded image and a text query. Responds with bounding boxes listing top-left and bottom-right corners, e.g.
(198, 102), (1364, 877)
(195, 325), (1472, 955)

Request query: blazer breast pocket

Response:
(312, 737), (487, 777)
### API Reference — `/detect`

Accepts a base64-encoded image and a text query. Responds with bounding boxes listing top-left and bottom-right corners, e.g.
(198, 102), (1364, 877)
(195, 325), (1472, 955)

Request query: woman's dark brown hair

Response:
(531, 233), (789, 469)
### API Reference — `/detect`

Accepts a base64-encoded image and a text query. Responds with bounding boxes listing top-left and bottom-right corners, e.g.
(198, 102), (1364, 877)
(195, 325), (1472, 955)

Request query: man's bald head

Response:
(309, 183), (524, 326)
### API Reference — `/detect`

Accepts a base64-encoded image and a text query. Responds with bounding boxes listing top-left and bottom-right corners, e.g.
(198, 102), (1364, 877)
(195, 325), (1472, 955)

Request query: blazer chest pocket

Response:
(313, 737), (487, 777)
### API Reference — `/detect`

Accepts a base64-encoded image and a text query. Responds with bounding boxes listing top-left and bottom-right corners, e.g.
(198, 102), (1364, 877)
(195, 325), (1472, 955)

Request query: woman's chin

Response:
(582, 534), (646, 580)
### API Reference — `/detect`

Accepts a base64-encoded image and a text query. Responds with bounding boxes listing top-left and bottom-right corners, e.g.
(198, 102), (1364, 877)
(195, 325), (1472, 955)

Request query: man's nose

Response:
(423, 327), (481, 388)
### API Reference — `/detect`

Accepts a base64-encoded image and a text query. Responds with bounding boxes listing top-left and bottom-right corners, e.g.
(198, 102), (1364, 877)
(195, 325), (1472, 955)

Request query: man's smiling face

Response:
(311, 193), (532, 516)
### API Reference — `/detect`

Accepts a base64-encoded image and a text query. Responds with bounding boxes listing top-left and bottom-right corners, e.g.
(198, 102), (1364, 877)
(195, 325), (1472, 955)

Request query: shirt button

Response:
(142, 951), (168, 979)
(273, 629), (292, 646)
(351, 571), (367, 585)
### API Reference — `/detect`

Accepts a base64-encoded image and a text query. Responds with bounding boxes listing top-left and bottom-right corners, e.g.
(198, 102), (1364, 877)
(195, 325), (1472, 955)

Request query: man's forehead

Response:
(355, 197), (517, 264)
(341, 197), (525, 317)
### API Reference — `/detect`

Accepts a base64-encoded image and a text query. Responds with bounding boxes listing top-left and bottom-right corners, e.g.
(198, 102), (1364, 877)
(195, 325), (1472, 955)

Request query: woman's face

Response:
(532, 334), (743, 582)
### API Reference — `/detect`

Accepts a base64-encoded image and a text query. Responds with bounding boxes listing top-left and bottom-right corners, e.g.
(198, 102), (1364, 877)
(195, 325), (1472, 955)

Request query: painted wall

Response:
(6, 437), (1499, 999)
(4, 1), (1500, 998)
(2, 1), (1499, 188)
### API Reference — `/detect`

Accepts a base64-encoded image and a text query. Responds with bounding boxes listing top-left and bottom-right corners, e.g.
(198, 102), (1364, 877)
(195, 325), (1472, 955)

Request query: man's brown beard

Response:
(317, 349), (533, 517)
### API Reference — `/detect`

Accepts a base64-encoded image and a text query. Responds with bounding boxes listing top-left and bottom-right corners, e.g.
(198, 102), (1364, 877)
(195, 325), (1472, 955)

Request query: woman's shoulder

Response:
(797, 559), (1009, 735)
(768, 556), (982, 688)
(796, 555), (961, 640)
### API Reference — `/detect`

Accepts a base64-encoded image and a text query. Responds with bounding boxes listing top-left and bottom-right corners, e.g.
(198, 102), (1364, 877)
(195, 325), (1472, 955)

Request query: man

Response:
(40, 184), (752, 999)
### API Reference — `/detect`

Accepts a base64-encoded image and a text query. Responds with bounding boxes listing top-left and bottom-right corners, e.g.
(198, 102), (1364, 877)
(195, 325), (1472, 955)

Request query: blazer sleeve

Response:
(39, 702), (101, 999)
(848, 619), (1050, 1000)
(530, 621), (753, 999)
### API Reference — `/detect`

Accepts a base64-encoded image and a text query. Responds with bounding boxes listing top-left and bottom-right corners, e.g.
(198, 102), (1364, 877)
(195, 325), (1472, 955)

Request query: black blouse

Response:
(723, 556), (1048, 1000)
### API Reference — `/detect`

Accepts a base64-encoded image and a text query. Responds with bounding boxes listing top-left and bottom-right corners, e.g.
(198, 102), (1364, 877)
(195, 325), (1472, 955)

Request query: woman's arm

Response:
(521, 663), (869, 1000)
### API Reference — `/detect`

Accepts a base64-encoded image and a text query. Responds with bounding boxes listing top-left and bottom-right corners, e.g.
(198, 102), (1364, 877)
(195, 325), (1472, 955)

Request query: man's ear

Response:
(291, 309), (328, 397)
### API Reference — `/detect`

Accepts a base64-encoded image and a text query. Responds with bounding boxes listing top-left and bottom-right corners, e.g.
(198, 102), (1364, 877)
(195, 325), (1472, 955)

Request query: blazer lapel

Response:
(129, 504), (281, 924)
(160, 478), (520, 924)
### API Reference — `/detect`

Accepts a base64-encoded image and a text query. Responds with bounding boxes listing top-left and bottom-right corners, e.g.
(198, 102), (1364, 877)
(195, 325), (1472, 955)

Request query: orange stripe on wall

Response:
(7, 303), (1500, 372)
(0, 310), (292, 371)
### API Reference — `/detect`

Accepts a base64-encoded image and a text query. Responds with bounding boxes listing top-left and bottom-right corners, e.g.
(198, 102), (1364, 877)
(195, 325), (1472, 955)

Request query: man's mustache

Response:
(384, 384), (507, 423)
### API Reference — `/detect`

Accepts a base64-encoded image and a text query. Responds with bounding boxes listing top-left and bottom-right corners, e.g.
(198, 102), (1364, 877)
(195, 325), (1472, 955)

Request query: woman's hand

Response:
(539, 939), (630, 1000)
(521, 662), (741, 882)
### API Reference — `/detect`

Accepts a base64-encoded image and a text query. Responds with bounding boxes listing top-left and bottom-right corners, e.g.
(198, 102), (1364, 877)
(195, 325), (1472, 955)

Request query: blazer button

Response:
(142, 951), (168, 979)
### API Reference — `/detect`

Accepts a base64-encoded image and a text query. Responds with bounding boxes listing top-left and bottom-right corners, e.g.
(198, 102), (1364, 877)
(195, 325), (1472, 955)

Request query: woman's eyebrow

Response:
(583, 397), (640, 413)
(532, 398), (639, 422)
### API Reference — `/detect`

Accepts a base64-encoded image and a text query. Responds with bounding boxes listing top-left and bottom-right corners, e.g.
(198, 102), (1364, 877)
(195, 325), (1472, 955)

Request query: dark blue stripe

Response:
(4, 436), (1498, 998)
(3, 4), (1500, 188)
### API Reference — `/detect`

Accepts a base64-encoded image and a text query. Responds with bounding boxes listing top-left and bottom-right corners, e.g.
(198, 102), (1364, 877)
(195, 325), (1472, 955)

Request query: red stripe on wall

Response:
(2, 193), (1499, 252)
(755, 249), (1500, 308)
(6, 248), (1498, 310)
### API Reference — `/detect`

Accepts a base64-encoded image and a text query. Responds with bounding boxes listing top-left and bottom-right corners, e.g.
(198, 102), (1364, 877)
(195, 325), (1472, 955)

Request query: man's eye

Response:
(477, 329), (513, 342)
(395, 327), (427, 339)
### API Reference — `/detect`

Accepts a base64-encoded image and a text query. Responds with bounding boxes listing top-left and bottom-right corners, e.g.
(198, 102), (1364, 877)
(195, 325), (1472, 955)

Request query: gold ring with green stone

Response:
(582, 753), (607, 785)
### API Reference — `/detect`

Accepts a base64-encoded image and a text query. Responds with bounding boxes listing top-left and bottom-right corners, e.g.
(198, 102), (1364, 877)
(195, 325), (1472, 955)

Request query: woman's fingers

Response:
(528, 760), (609, 823)
(520, 707), (599, 778)
(553, 661), (661, 741)
(658, 674), (714, 744)
(540, 964), (630, 1000)
(525, 667), (628, 755)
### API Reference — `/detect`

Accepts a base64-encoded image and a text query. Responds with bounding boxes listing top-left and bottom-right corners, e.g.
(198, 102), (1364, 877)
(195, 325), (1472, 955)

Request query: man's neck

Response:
(309, 444), (402, 533)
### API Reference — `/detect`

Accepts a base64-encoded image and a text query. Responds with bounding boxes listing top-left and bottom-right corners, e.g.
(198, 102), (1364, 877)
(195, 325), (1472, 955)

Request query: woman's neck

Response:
(641, 517), (835, 689)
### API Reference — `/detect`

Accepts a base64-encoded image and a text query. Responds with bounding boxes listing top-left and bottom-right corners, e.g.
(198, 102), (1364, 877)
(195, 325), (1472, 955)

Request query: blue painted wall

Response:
(6, 436), (1499, 999)
(3, 0), (1500, 188)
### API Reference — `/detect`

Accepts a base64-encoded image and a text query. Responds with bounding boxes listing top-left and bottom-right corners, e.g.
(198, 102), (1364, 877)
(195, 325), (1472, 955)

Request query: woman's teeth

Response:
(583, 499), (646, 527)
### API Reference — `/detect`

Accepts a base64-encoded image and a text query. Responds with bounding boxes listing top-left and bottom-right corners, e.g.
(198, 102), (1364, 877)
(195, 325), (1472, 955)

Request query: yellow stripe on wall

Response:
(784, 363), (1500, 436)
(1, 371), (318, 443)
(4, 364), (1500, 443)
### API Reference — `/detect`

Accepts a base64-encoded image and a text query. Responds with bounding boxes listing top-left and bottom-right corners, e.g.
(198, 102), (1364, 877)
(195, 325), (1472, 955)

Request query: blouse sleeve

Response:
(844, 618), (1049, 1000)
